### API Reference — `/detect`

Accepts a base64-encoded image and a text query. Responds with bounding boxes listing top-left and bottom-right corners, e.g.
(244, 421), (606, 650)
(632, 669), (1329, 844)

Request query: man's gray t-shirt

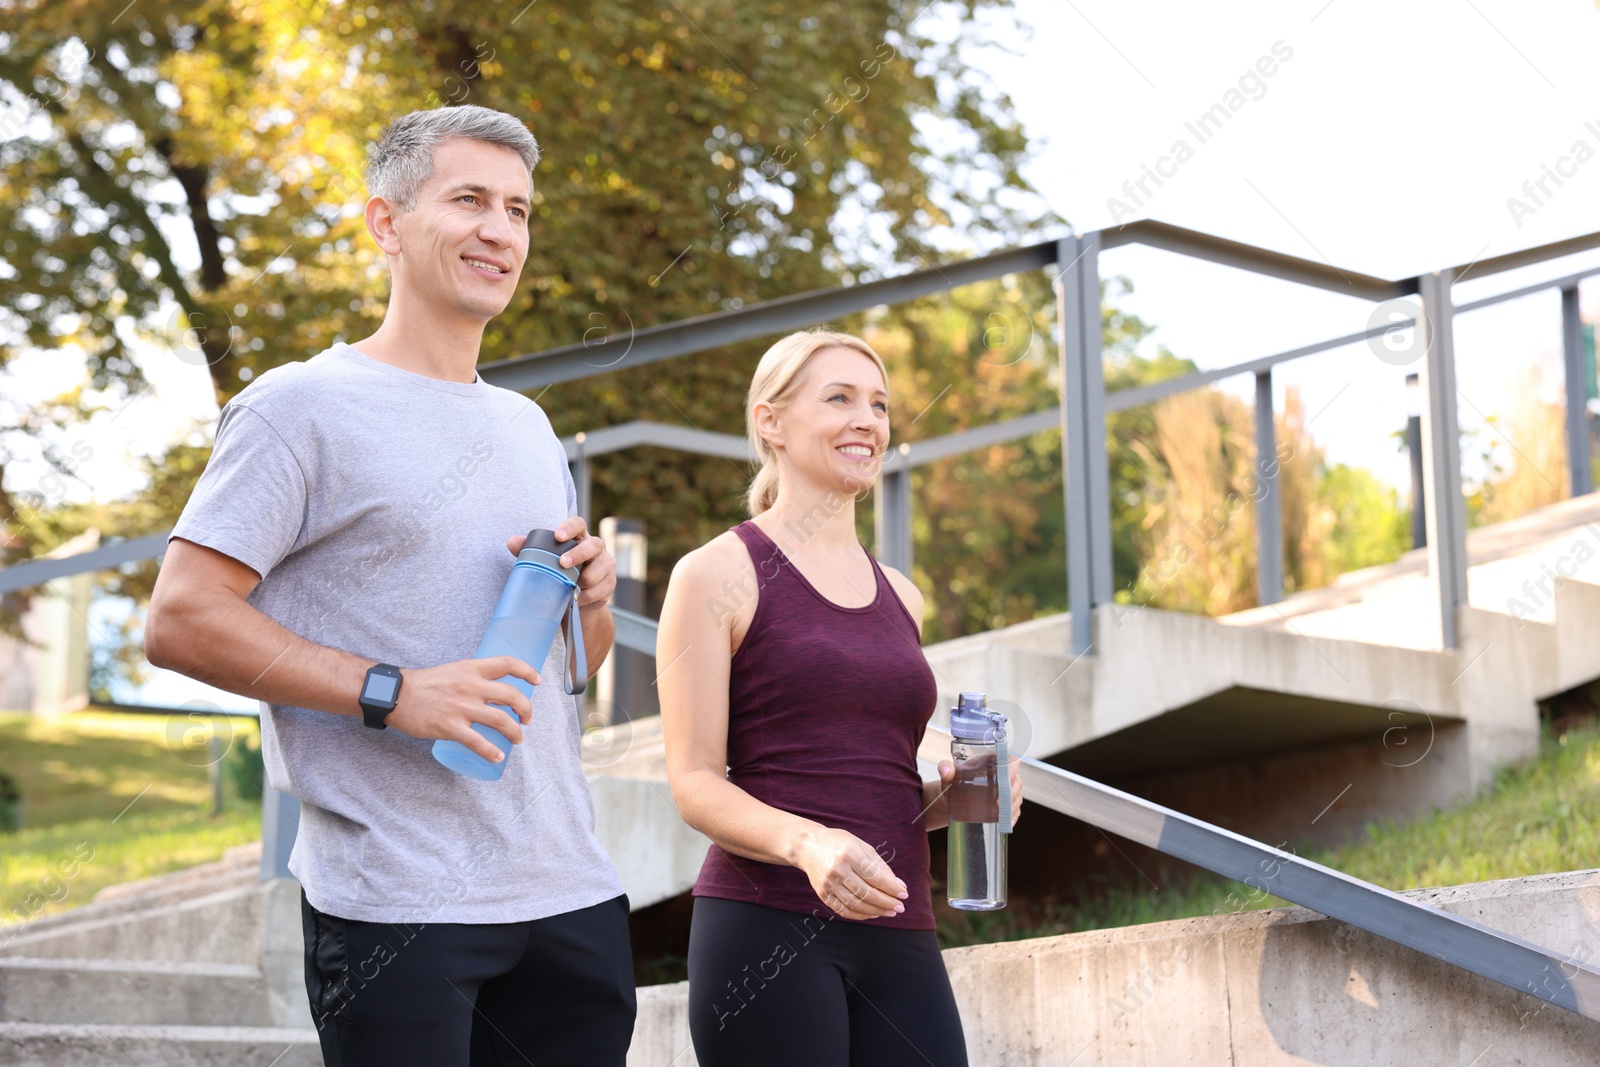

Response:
(170, 342), (623, 924)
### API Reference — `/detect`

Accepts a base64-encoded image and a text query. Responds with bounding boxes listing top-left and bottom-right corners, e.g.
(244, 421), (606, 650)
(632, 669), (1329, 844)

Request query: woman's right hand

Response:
(794, 826), (907, 920)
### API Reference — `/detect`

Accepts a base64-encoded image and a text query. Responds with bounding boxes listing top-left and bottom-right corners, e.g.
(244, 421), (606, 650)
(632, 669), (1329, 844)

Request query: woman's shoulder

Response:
(874, 558), (926, 636)
(669, 526), (757, 589)
(664, 527), (763, 652)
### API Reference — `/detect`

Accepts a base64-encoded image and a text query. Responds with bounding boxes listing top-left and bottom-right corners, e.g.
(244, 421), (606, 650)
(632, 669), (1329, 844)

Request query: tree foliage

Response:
(0, 0), (1049, 610)
(2, 0), (1429, 662)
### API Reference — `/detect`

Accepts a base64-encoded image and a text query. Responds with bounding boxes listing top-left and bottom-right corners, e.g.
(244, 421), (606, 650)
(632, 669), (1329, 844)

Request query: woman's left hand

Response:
(933, 757), (1024, 827)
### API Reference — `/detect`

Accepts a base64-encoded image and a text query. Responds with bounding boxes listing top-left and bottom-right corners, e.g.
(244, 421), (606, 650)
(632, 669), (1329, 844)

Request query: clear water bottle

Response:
(432, 529), (587, 781)
(946, 692), (1010, 910)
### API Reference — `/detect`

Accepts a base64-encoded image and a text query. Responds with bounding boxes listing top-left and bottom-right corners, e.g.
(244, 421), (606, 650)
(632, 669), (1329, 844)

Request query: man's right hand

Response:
(383, 656), (541, 763)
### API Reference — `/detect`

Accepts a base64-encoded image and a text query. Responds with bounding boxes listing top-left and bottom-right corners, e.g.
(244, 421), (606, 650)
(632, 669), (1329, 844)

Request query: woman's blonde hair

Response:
(745, 329), (889, 516)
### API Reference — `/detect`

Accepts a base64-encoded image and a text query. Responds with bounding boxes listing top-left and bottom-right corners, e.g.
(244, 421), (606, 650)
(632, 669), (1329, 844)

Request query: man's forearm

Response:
(148, 590), (372, 717)
(578, 603), (615, 680)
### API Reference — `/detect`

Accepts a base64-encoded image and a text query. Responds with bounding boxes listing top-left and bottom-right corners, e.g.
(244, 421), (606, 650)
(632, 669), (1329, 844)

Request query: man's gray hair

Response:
(364, 105), (540, 211)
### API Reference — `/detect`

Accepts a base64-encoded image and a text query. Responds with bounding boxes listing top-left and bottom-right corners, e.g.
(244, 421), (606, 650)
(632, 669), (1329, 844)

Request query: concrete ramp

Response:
(583, 715), (711, 911)
(918, 494), (1600, 845)
(579, 496), (1600, 907)
(12, 847), (1595, 1066)
(629, 868), (1600, 1066)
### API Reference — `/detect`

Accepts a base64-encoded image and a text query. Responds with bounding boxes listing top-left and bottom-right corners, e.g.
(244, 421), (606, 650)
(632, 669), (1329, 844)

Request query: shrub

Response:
(0, 767), (23, 831)
(223, 734), (265, 802)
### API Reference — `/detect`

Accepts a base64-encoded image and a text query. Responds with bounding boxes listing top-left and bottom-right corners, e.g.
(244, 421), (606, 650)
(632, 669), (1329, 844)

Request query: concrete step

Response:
(90, 843), (260, 910)
(0, 884), (265, 965)
(0, 880), (311, 1032)
(2, 844), (260, 954)
(0, 958), (270, 1027)
(0, 1021), (321, 1067)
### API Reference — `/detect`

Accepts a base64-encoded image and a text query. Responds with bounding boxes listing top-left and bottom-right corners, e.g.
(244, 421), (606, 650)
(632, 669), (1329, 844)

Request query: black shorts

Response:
(687, 895), (968, 1067)
(301, 889), (635, 1067)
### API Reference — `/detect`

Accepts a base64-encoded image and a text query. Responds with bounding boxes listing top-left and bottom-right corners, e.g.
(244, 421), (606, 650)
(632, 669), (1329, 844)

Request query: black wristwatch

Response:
(359, 663), (404, 729)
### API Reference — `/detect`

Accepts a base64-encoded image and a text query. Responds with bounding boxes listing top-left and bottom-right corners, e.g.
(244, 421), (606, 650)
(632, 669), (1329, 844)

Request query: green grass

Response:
(0, 709), (262, 927)
(937, 718), (1600, 949)
(9, 709), (1600, 952)
(1319, 722), (1600, 888)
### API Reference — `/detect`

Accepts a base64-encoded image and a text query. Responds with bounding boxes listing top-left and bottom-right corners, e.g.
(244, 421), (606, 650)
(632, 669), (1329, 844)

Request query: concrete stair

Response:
(0, 1022), (320, 1067)
(0, 844), (317, 1066)
(13, 498), (1600, 1063)
(0, 957), (269, 1027)
(10, 856), (1600, 1065)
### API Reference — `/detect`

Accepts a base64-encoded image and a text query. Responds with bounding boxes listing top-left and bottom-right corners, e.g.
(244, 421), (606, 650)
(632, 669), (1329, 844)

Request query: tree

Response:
(0, 0), (1049, 608)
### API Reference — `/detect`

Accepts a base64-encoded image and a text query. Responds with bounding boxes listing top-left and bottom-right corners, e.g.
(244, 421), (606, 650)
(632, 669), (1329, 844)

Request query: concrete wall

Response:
(628, 869), (1600, 1066)
(9, 841), (1596, 1064)
(0, 529), (95, 716)
(591, 776), (710, 910)
(1108, 721), (1473, 852)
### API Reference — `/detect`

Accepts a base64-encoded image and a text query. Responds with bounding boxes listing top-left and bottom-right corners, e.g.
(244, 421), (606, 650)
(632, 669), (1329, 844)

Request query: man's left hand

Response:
(506, 518), (616, 609)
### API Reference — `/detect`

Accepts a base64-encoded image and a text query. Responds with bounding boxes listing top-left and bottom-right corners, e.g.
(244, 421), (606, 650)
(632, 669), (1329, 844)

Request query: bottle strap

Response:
(997, 732), (1012, 834)
(562, 596), (587, 695)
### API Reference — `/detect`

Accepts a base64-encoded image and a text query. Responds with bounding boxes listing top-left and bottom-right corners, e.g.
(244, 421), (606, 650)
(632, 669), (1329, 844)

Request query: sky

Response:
(979, 0), (1600, 489)
(10, 0), (1600, 503)
(7, 0), (1600, 706)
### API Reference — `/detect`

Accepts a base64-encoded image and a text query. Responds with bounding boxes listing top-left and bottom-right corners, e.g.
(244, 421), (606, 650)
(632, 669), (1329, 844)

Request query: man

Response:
(145, 105), (635, 1066)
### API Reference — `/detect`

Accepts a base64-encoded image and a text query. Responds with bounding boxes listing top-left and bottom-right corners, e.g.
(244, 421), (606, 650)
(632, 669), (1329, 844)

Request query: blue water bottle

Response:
(432, 529), (588, 781)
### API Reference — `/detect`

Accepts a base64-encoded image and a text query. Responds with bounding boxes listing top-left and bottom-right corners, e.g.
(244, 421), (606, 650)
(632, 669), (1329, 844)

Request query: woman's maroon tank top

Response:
(691, 519), (939, 930)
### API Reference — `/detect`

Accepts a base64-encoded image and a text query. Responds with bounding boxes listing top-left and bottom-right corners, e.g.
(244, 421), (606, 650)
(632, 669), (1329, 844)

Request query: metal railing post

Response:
(1253, 369), (1283, 605)
(1562, 284), (1592, 497)
(567, 435), (593, 725)
(258, 702), (301, 882)
(1057, 233), (1111, 654)
(570, 432), (591, 522)
(597, 517), (653, 724)
(1406, 373), (1427, 549)
(874, 446), (913, 576)
(1417, 269), (1469, 649)
(209, 732), (223, 816)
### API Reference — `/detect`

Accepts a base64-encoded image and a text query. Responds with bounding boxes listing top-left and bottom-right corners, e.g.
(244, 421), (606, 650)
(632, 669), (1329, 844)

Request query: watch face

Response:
(363, 671), (399, 705)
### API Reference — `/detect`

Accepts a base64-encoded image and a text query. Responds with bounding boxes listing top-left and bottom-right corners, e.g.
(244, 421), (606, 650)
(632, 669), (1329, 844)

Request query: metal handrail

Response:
(0, 532), (170, 597)
(476, 240), (1059, 392)
(561, 420), (751, 464)
(478, 219), (1600, 392)
(1012, 746), (1600, 1021)
(6, 228), (1597, 596)
(549, 260), (1600, 481)
(9, 217), (1600, 1020)
(610, 606), (1600, 1022)
(1102, 218), (1414, 300)
(8, 248), (1597, 597)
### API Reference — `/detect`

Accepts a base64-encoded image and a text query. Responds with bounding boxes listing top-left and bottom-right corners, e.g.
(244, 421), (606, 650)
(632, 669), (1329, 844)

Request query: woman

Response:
(657, 329), (1023, 1066)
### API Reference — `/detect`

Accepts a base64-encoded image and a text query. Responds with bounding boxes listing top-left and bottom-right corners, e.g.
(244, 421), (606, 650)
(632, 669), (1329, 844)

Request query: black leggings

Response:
(687, 896), (968, 1067)
(301, 890), (636, 1067)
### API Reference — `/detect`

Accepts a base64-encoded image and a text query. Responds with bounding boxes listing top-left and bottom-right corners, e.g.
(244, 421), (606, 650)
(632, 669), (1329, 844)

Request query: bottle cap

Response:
(517, 528), (582, 582)
(950, 692), (1007, 741)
